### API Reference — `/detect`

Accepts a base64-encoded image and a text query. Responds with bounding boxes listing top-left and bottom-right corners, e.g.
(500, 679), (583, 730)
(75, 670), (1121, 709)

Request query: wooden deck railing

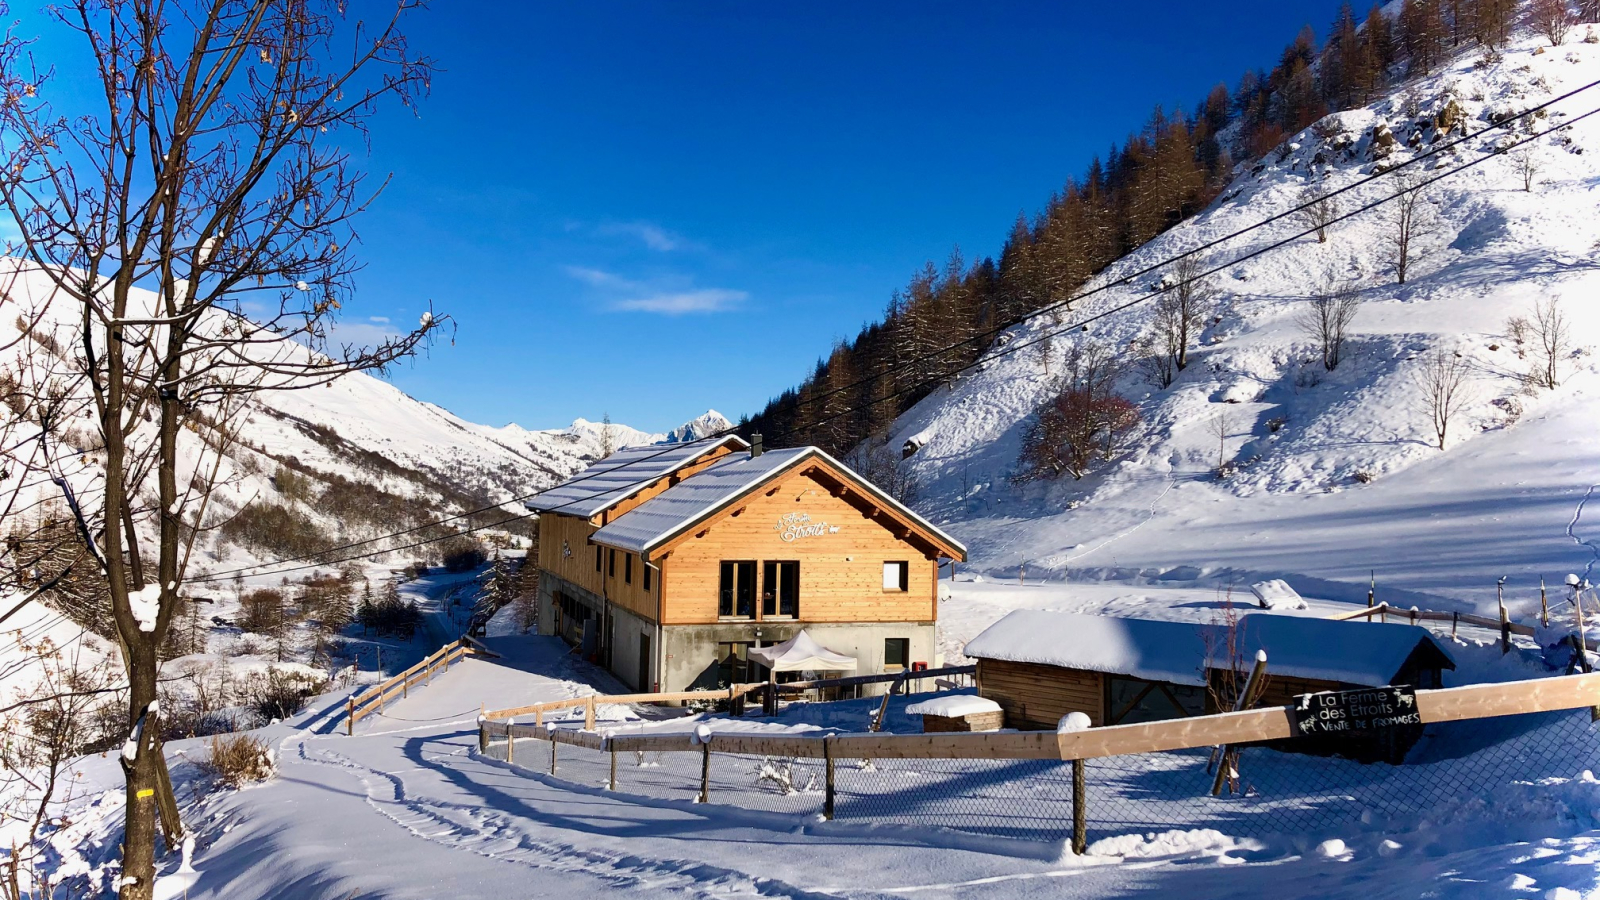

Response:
(346, 635), (496, 735)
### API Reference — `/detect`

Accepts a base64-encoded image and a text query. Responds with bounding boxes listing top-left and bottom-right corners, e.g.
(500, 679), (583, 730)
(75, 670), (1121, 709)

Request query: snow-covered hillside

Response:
(892, 24), (1600, 637)
(0, 260), (720, 576)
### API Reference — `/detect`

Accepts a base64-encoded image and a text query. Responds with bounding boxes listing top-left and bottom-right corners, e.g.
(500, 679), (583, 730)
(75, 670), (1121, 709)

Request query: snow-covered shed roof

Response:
(523, 435), (748, 517)
(589, 446), (966, 560)
(746, 630), (857, 673)
(963, 610), (1455, 690)
(1233, 614), (1456, 687)
(963, 610), (1212, 686)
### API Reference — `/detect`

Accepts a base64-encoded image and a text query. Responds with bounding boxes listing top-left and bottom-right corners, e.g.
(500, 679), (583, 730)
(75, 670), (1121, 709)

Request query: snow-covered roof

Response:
(1234, 614), (1455, 687)
(963, 610), (1455, 690)
(963, 610), (1212, 686)
(523, 435), (749, 517)
(589, 446), (966, 559)
(747, 630), (857, 672)
(905, 694), (1002, 718)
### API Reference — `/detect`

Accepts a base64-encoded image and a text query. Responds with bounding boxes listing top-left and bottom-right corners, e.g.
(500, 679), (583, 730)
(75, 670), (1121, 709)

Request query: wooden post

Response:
(698, 742), (711, 803)
(1211, 651), (1268, 796)
(585, 696), (596, 731)
(478, 721), (488, 755)
(609, 742), (617, 790)
(1542, 578), (1550, 627)
(549, 735), (557, 775)
(346, 698), (355, 736)
(823, 736), (836, 820)
(1500, 605), (1512, 655)
(506, 722), (515, 764)
(1367, 570), (1374, 609)
(535, 708), (544, 727)
(1071, 758), (1087, 855)
(1452, 611), (1459, 639)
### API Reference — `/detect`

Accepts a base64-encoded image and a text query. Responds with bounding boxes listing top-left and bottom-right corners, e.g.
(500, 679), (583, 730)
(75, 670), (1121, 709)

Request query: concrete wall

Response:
(538, 571), (657, 691)
(660, 620), (936, 694)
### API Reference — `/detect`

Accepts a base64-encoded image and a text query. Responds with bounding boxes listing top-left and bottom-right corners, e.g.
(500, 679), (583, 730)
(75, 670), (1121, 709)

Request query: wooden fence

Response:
(479, 670), (1600, 851)
(347, 635), (495, 735)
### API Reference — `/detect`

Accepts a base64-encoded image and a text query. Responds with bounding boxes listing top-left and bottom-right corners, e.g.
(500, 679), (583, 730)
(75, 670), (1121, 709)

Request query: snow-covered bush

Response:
(201, 733), (275, 787)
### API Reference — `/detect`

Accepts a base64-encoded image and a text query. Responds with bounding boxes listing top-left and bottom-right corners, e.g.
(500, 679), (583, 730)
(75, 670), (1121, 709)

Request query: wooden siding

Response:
(657, 467), (939, 626)
(536, 513), (659, 623)
(977, 659), (1105, 730)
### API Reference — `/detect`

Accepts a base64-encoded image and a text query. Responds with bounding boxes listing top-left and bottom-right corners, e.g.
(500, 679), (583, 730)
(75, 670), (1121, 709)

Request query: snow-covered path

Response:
(154, 633), (1600, 899)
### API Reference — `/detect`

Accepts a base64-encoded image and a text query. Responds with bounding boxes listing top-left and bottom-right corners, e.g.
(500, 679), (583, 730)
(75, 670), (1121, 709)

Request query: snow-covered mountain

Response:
(0, 262), (722, 574)
(662, 409), (734, 443)
(886, 23), (1600, 628)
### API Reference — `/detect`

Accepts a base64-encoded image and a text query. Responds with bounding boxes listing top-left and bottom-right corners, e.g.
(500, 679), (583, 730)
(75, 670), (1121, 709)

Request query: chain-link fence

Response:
(482, 704), (1600, 848)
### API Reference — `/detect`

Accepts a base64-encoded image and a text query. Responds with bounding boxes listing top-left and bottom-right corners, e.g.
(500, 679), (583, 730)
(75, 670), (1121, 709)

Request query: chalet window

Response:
(595, 544), (602, 573)
(608, 548), (616, 578)
(762, 561), (800, 618)
(882, 561), (909, 592)
(624, 553), (633, 585)
(643, 562), (652, 592)
(719, 561), (757, 618)
(884, 638), (910, 670)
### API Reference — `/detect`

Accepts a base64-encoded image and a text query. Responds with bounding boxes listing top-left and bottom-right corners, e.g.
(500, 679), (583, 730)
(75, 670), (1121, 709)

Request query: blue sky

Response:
(32, 1), (1352, 433)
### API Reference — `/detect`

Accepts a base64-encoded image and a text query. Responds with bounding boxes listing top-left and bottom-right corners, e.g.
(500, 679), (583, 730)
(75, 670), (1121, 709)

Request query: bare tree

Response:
(600, 412), (617, 458)
(1296, 269), (1362, 370)
(1015, 341), (1140, 481)
(1533, 0), (1577, 45)
(1530, 296), (1572, 389)
(1511, 146), (1542, 192)
(1387, 176), (1434, 285)
(1416, 350), (1474, 450)
(1297, 185), (1338, 243)
(0, 3), (441, 896)
(1210, 412), (1230, 479)
(845, 437), (922, 505)
(1154, 254), (1214, 375)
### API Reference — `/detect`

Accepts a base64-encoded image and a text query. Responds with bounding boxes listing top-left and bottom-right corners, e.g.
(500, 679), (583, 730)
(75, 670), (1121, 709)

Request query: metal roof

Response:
(522, 434), (748, 518)
(589, 446), (966, 560)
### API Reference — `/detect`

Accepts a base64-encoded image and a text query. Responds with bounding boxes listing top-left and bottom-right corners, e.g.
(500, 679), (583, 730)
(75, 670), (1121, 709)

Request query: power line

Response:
(184, 81), (1600, 584)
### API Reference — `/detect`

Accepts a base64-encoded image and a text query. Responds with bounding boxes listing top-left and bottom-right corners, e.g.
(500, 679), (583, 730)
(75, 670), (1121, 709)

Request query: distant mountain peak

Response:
(664, 409), (733, 444)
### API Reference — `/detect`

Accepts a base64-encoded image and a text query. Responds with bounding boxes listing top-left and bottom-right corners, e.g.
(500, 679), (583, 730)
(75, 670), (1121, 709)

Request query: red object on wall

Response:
(911, 661), (928, 672)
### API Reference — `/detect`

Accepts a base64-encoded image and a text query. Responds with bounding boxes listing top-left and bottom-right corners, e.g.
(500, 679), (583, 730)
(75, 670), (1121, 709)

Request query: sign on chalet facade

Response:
(526, 436), (966, 693)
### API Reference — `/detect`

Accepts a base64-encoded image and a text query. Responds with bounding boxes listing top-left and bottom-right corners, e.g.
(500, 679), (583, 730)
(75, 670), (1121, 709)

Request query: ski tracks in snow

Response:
(282, 734), (855, 900)
(1565, 481), (1600, 584)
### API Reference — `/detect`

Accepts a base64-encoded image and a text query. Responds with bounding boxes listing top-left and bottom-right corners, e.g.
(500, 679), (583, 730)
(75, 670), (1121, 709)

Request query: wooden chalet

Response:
(526, 436), (966, 694)
(964, 609), (1454, 760)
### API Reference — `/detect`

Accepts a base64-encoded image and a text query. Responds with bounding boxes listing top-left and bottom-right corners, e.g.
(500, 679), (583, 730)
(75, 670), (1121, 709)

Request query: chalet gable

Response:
(589, 446), (966, 563)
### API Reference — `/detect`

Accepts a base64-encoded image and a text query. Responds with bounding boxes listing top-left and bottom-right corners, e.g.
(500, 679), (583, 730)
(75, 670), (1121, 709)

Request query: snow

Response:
(963, 608), (1212, 685)
(1057, 710), (1094, 733)
(963, 608), (1455, 688)
(904, 694), (1001, 718)
(128, 583), (161, 633)
(1251, 578), (1308, 610)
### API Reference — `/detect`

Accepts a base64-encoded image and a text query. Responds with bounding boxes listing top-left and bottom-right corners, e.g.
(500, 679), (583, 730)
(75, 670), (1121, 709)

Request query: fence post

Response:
(1501, 605), (1512, 655)
(506, 722), (515, 764)
(550, 735), (557, 775)
(1072, 758), (1087, 855)
(585, 696), (596, 731)
(478, 720), (488, 755)
(346, 698), (355, 736)
(698, 743), (710, 803)
(1452, 611), (1459, 639)
(823, 736), (836, 820)
(608, 740), (617, 790)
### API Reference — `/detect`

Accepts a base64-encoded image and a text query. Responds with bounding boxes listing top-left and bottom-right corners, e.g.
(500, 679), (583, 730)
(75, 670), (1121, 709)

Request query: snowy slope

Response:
(892, 25), (1600, 639)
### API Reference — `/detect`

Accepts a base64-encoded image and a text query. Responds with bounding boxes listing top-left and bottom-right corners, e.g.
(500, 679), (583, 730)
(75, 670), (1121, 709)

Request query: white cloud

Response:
(597, 220), (691, 252)
(562, 266), (746, 315)
(611, 289), (747, 315)
(326, 316), (402, 347)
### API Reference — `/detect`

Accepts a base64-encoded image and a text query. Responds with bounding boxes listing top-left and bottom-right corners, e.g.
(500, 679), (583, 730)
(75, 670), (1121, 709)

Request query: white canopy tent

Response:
(747, 630), (857, 674)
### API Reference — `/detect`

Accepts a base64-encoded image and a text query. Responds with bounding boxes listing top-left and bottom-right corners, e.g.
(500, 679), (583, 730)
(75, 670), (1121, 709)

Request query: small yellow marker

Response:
(136, 789), (155, 799)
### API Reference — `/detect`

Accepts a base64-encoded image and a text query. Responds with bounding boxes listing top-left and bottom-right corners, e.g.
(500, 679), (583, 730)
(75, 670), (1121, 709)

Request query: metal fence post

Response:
(550, 735), (558, 775)
(1071, 758), (1087, 855)
(823, 736), (836, 820)
(698, 743), (711, 803)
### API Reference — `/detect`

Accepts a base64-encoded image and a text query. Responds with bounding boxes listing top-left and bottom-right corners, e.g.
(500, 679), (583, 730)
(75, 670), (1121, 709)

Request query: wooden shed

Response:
(964, 609), (1456, 744)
